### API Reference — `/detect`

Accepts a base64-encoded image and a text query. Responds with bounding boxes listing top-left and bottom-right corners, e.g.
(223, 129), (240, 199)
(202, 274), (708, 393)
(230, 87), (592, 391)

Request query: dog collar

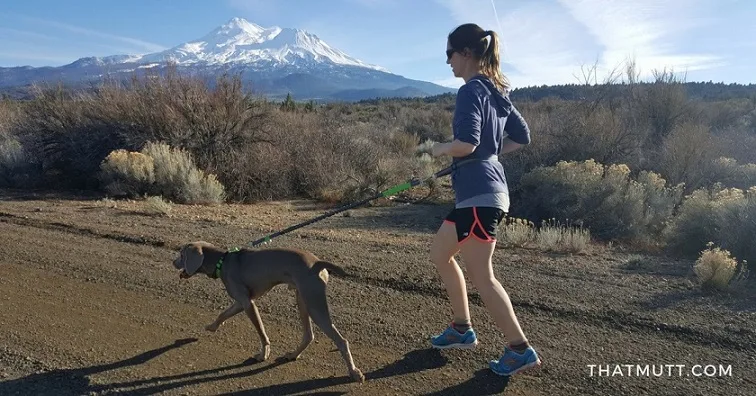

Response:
(212, 246), (241, 279)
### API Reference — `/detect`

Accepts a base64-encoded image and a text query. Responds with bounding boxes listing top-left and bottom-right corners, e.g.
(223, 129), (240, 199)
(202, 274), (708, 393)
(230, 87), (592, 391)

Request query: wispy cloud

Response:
(436, 0), (600, 86)
(16, 14), (166, 53)
(435, 0), (726, 87)
(0, 27), (61, 42)
(556, 0), (725, 78)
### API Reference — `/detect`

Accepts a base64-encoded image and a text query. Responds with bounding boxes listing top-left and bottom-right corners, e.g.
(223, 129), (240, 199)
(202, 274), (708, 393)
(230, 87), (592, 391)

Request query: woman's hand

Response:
(431, 142), (449, 157)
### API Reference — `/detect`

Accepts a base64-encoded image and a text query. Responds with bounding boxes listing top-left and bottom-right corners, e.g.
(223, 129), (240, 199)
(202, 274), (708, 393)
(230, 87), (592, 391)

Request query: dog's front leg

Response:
(244, 301), (270, 362)
(206, 301), (243, 332)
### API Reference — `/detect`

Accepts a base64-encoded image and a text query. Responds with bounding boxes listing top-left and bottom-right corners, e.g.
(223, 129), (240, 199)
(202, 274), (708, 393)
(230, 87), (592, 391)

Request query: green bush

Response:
(664, 185), (756, 266)
(100, 142), (225, 205)
(99, 149), (155, 197)
(141, 142), (225, 205)
(514, 159), (683, 241)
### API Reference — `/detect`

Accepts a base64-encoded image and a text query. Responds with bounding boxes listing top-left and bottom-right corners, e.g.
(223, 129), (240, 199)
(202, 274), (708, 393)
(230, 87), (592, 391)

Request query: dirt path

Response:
(1, 191), (754, 395)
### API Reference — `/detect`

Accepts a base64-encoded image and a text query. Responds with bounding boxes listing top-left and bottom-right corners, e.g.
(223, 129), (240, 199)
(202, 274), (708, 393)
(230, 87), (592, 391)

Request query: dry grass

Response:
(499, 217), (591, 253)
(144, 195), (173, 216)
(536, 219), (592, 253)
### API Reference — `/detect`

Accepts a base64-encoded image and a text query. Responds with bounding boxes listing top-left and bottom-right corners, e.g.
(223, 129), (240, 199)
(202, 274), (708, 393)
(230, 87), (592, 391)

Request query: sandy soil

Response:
(0, 189), (754, 395)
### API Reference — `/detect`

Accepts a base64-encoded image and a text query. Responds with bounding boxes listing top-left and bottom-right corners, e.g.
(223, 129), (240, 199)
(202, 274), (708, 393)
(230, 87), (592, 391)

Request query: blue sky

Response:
(0, 0), (753, 88)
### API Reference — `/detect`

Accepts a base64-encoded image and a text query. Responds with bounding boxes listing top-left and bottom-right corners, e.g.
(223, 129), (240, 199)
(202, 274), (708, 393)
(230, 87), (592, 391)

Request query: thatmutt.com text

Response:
(587, 364), (733, 377)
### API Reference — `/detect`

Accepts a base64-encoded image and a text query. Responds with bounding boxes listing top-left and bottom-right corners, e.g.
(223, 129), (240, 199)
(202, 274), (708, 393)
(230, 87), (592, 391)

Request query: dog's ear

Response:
(182, 243), (205, 275)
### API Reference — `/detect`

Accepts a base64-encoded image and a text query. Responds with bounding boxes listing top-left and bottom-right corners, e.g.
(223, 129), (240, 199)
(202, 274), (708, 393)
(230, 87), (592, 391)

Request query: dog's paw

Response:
(350, 368), (365, 383)
(283, 351), (301, 361)
(204, 323), (219, 332)
(253, 346), (270, 362)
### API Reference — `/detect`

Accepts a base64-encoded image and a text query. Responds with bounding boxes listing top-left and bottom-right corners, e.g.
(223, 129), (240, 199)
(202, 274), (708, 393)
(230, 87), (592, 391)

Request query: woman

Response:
(429, 23), (540, 376)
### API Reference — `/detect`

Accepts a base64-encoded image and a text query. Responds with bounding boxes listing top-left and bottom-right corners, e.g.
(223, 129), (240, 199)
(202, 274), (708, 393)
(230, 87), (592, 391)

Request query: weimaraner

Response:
(173, 241), (364, 382)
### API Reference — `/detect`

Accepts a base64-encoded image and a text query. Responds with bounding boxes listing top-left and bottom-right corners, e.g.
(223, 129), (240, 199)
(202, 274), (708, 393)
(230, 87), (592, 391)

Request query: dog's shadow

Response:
(0, 341), (510, 395)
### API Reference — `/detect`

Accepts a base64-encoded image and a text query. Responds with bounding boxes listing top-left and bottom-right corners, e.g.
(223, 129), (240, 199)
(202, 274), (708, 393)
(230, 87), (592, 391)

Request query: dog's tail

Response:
(312, 260), (347, 277)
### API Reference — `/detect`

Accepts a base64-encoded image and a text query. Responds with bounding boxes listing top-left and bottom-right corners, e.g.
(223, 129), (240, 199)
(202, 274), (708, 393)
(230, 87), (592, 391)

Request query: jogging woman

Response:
(429, 22), (541, 376)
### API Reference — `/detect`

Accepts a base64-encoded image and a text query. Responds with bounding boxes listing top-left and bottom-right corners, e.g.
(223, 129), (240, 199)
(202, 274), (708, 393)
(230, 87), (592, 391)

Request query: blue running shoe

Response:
(430, 323), (479, 349)
(489, 345), (541, 376)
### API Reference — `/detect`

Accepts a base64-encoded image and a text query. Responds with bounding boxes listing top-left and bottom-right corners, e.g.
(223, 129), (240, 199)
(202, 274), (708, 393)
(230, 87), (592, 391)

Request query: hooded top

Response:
(450, 74), (531, 210)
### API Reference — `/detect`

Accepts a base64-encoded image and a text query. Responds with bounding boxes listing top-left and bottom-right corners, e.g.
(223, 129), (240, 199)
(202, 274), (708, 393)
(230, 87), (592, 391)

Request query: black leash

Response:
(246, 157), (491, 247)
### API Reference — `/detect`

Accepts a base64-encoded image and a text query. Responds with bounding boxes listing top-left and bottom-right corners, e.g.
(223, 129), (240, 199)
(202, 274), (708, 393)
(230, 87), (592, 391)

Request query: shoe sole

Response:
(490, 359), (542, 376)
(431, 339), (479, 350)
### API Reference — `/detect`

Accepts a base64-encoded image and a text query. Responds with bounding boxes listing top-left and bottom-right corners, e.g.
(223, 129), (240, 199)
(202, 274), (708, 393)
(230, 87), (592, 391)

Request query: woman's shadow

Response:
(0, 340), (510, 395)
(0, 338), (200, 395)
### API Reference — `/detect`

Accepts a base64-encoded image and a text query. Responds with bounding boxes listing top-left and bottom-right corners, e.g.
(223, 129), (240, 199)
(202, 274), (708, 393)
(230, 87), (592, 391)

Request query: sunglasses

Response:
(446, 49), (456, 59)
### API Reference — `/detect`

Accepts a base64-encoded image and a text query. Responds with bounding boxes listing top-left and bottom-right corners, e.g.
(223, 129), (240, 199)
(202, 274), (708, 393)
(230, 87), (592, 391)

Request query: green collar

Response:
(212, 246), (241, 279)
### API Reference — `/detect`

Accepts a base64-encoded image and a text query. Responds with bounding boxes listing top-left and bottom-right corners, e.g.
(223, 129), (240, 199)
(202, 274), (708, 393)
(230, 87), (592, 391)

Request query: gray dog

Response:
(173, 241), (364, 382)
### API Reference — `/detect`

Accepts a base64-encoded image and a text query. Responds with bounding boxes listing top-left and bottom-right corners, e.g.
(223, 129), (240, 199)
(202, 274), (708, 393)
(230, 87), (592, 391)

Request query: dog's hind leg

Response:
(284, 290), (315, 361)
(301, 283), (364, 383)
(205, 301), (243, 332)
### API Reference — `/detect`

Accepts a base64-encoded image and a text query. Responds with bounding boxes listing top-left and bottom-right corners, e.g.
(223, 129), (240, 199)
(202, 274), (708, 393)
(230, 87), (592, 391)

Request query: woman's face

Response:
(446, 40), (468, 78)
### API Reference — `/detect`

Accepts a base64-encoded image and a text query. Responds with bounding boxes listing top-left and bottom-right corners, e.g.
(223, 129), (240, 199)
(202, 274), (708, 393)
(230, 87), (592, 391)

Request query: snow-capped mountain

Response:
(137, 18), (388, 71)
(0, 17), (453, 101)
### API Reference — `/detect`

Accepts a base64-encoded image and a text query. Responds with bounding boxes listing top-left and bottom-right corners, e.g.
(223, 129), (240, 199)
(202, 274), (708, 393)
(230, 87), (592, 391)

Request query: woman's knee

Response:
(430, 247), (453, 267)
(470, 272), (498, 290)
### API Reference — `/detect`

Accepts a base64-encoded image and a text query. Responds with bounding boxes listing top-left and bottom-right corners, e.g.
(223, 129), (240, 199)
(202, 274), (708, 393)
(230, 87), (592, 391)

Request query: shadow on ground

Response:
(0, 340), (510, 396)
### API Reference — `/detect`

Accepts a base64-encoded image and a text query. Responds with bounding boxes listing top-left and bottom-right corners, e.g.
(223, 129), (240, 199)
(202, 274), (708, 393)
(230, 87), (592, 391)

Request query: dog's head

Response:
(173, 241), (211, 279)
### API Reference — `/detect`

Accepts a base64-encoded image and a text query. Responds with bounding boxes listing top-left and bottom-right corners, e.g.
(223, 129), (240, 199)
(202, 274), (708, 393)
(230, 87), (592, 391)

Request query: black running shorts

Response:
(443, 207), (506, 243)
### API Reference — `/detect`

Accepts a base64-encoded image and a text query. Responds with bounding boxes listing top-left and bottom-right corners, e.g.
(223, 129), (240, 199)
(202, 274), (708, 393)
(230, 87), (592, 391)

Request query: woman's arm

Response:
(500, 137), (524, 154)
(432, 140), (476, 157)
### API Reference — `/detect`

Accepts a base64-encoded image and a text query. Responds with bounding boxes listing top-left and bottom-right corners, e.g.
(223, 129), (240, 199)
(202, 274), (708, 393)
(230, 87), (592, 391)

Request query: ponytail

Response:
(480, 30), (510, 95)
(448, 24), (511, 94)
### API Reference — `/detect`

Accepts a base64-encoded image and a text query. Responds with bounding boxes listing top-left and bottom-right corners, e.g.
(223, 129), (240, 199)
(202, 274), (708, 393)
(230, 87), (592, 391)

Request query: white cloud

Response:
(16, 15), (166, 54)
(556, 0), (725, 79)
(435, 0), (726, 87)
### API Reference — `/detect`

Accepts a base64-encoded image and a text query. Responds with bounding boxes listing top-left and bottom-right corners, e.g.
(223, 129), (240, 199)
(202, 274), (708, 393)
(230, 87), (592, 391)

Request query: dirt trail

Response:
(1, 191), (754, 395)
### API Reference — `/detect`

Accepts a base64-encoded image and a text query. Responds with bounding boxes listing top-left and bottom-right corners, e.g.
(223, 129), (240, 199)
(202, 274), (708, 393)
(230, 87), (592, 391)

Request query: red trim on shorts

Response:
(459, 207), (497, 245)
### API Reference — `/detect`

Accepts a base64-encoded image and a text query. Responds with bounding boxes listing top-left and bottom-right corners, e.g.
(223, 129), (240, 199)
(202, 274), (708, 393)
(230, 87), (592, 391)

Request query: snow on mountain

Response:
(106, 17), (388, 72)
(0, 17), (456, 101)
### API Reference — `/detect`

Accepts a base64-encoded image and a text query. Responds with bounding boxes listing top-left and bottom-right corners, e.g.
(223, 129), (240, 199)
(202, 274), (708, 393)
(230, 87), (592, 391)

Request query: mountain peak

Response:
(118, 17), (388, 72)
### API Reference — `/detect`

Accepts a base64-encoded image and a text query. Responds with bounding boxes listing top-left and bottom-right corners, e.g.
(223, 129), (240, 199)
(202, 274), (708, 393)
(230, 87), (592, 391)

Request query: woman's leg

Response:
(458, 207), (540, 375)
(459, 236), (526, 345)
(430, 220), (469, 326)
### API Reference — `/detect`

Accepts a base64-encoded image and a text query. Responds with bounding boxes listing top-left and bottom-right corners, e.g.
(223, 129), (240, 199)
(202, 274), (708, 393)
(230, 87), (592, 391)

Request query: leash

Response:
(246, 157), (494, 248)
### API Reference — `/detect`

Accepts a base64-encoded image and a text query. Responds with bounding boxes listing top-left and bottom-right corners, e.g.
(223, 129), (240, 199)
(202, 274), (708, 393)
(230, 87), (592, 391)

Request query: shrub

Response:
(654, 121), (720, 191)
(704, 157), (756, 190)
(665, 185), (756, 266)
(141, 142), (225, 205)
(99, 149), (155, 197)
(514, 159), (683, 242)
(693, 243), (741, 290)
(0, 136), (25, 187)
